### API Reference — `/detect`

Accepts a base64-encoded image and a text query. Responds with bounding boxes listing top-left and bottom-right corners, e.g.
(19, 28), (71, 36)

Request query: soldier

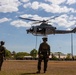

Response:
(0, 41), (6, 71)
(36, 37), (50, 73)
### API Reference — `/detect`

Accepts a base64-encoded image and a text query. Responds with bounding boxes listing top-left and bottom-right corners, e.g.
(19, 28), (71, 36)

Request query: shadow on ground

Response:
(21, 72), (43, 75)
(21, 72), (37, 75)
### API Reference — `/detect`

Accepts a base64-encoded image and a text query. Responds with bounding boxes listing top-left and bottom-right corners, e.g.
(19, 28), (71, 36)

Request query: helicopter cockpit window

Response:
(37, 27), (46, 34)
(37, 28), (42, 32)
(30, 26), (34, 31)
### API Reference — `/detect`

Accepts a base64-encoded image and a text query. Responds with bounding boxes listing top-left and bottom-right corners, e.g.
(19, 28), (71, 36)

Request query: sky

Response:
(0, 0), (76, 55)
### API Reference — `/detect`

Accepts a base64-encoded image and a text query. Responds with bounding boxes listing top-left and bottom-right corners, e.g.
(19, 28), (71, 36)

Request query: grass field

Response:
(0, 60), (76, 75)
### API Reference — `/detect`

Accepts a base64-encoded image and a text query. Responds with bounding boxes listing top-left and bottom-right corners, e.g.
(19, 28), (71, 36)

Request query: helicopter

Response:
(19, 16), (76, 36)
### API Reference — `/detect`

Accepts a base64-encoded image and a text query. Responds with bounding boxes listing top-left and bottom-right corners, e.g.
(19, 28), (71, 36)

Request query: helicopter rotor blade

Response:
(32, 20), (47, 24)
(19, 16), (59, 24)
(19, 17), (40, 21)
(32, 21), (41, 24)
(46, 16), (59, 22)
(50, 16), (59, 19)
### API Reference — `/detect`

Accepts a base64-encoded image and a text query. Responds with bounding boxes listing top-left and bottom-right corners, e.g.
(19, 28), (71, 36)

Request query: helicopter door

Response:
(34, 27), (37, 34)
(42, 28), (46, 34)
(46, 28), (51, 34)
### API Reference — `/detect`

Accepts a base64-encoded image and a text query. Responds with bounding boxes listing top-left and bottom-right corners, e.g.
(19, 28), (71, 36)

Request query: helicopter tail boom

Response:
(72, 27), (76, 33)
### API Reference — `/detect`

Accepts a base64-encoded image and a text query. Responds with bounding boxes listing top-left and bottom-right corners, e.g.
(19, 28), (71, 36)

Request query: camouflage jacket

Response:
(38, 42), (50, 56)
(0, 46), (5, 57)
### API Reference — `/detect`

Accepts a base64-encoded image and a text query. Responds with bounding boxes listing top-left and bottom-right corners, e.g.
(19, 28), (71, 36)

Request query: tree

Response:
(15, 52), (30, 59)
(5, 50), (11, 59)
(57, 52), (61, 59)
(11, 51), (16, 59)
(30, 49), (38, 58)
(12, 51), (16, 55)
(66, 53), (71, 60)
(51, 53), (58, 60)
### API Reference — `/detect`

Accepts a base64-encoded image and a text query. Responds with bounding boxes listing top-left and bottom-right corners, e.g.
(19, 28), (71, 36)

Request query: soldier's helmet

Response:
(0, 41), (5, 45)
(42, 37), (47, 41)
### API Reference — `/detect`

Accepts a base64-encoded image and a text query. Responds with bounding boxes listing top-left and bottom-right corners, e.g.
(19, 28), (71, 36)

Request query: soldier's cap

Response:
(0, 41), (5, 45)
(42, 37), (47, 41)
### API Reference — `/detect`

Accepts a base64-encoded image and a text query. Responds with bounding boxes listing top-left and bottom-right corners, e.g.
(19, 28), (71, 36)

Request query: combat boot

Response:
(44, 70), (47, 73)
(44, 71), (46, 73)
(0, 68), (1, 71)
(36, 70), (40, 73)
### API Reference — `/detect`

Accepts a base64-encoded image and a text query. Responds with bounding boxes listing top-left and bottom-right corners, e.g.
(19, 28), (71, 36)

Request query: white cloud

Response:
(45, 0), (66, 4)
(20, 0), (29, 2)
(66, 0), (76, 5)
(0, 17), (11, 23)
(53, 14), (76, 28)
(59, 6), (75, 13)
(23, 2), (76, 13)
(23, 1), (39, 10)
(39, 3), (75, 13)
(31, 1), (39, 10)
(23, 2), (31, 8)
(20, 14), (33, 18)
(31, 15), (43, 20)
(45, 0), (76, 5)
(39, 3), (52, 12)
(11, 20), (31, 27)
(0, 0), (21, 13)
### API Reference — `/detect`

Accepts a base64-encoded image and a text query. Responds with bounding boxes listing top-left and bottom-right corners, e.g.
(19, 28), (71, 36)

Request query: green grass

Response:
(0, 60), (76, 75)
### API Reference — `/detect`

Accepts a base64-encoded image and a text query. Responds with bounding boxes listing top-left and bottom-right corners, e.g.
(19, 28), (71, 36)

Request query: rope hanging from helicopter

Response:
(35, 34), (38, 49)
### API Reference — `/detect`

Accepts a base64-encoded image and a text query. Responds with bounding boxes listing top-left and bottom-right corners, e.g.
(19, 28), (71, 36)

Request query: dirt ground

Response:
(0, 60), (76, 75)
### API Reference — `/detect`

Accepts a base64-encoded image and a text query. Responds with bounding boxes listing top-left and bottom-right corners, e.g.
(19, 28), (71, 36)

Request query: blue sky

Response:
(0, 0), (76, 55)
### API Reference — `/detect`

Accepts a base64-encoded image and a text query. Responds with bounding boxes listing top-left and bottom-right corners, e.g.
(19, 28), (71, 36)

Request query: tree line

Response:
(5, 49), (38, 60)
(5, 49), (76, 60)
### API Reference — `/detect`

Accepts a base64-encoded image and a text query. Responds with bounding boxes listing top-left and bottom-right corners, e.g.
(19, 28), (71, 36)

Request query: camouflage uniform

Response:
(37, 38), (50, 73)
(0, 41), (5, 71)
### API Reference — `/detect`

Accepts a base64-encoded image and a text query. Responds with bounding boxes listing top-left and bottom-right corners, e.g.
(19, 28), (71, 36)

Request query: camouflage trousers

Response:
(37, 56), (48, 72)
(0, 57), (3, 71)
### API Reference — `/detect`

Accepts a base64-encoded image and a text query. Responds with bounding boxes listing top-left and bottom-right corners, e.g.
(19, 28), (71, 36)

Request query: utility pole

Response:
(71, 33), (74, 60)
